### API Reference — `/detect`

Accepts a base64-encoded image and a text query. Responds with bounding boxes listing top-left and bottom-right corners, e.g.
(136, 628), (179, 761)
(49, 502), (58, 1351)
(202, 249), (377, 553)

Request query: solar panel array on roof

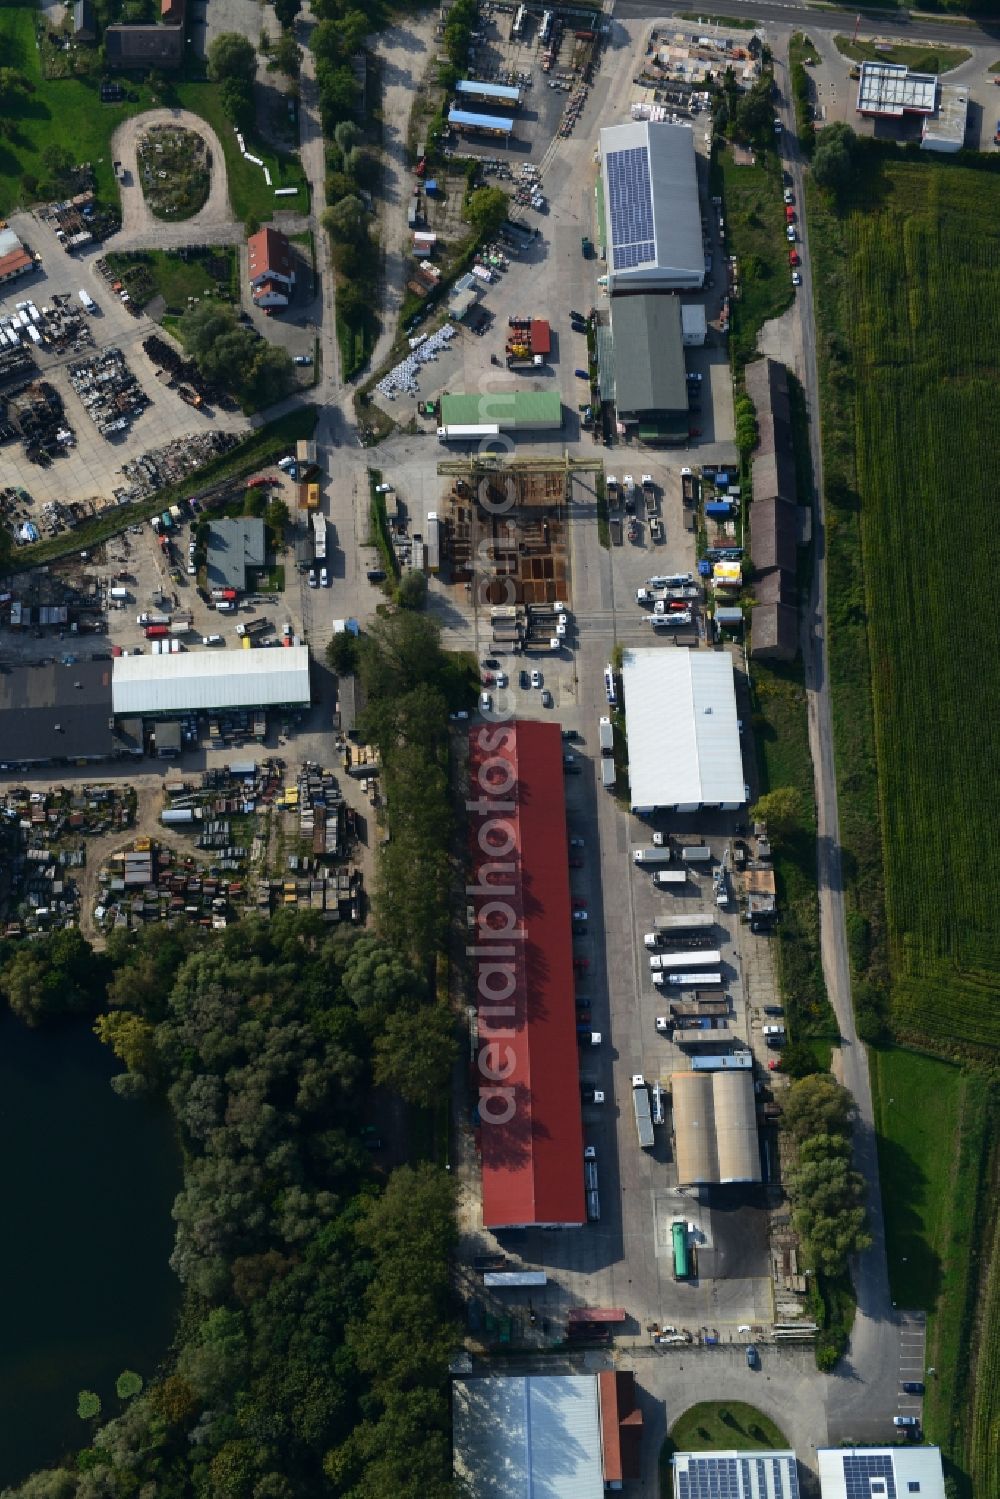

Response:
(673, 1453), (800, 1499)
(841, 1455), (896, 1499)
(606, 145), (656, 270)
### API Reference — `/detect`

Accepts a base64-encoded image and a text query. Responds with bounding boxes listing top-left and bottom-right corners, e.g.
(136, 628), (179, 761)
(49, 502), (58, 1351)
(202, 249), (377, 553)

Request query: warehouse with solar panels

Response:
(671, 1450), (800, 1499)
(111, 648), (311, 719)
(599, 120), (704, 291)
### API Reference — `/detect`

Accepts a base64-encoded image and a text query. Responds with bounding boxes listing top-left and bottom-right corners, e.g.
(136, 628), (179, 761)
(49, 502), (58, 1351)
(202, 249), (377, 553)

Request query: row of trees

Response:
(783, 1074), (871, 1365)
(0, 912), (457, 1498)
(329, 611), (469, 972)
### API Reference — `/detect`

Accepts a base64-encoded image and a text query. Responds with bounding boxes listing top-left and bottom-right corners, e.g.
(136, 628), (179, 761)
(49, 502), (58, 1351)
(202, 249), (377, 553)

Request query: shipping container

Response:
(680, 845), (712, 864)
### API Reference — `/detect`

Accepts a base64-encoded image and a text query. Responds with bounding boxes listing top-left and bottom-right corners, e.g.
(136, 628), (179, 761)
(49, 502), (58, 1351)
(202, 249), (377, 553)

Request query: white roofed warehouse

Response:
(621, 649), (745, 812)
(599, 121), (704, 291)
(111, 647), (311, 718)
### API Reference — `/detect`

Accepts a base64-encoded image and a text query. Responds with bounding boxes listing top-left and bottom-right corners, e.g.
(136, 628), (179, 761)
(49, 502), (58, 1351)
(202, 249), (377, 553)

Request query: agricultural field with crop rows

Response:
(810, 148), (1000, 1499)
(817, 158), (1000, 1058)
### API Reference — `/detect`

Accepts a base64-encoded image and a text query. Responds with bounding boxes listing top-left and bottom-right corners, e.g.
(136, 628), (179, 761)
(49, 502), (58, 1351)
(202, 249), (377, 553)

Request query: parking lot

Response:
(0, 211), (250, 514)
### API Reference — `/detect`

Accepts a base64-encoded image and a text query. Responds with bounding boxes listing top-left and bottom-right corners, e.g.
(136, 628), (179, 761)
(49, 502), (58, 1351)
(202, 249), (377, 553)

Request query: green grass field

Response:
(105, 248), (237, 313)
(834, 36), (971, 75)
(809, 148), (1000, 1496)
(0, 6), (158, 213)
(711, 146), (794, 370)
(0, 7), (306, 222)
(662, 1403), (789, 1482)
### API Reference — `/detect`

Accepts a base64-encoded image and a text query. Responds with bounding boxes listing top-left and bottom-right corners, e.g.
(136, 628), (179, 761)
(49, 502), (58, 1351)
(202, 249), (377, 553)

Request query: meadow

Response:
(809, 147), (1000, 1497)
(0, 7), (306, 223)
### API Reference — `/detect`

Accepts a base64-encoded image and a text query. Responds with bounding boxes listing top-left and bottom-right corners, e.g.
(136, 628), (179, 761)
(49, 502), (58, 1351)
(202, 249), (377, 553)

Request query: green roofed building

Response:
(610, 292), (690, 445)
(439, 390), (562, 432)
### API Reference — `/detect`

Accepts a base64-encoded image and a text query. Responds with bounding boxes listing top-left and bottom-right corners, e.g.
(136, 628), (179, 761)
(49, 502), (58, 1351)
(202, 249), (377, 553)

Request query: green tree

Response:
(784, 1073), (854, 1143)
(326, 628), (360, 675)
(274, 30), (300, 77)
(463, 185), (508, 241)
(0, 928), (108, 1027)
(0, 68), (31, 109)
(266, 495), (290, 538)
(395, 569), (427, 611)
(273, 0), (300, 28)
(334, 119), (360, 155)
(208, 32), (258, 86)
(322, 193), (367, 243)
(752, 785), (805, 837)
(94, 1011), (158, 1076)
(77, 1390), (101, 1419)
(115, 1370), (143, 1400)
(812, 137), (853, 198)
(220, 75), (256, 131)
(373, 1003), (456, 1108)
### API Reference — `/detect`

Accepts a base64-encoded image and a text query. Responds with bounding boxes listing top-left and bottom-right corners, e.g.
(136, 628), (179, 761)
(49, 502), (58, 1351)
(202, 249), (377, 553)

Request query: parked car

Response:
(901, 1383), (925, 1396)
(792, 270), (802, 285)
(308, 570), (318, 588)
(480, 691), (492, 713)
(541, 688), (553, 707)
(531, 669), (542, 688)
(294, 355), (313, 366)
(320, 567), (329, 586)
(746, 1345), (759, 1369)
(783, 188), (794, 204)
(893, 1416), (920, 1429)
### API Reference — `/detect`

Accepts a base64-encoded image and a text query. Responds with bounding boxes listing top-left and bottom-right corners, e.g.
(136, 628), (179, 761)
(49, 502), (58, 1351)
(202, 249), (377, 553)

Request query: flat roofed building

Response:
(921, 86), (968, 152)
(447, 108), (514, 135)
(455, 78), (520, 107)
(611, 292), (689, 445)
(598, 1371), (643, 1486)
(0, 660), (119, 766)
(673, 1450), (800, 1499)
(206, 516), (266, 594)
(621, 649), (745, 812)
(467, 721), (585, 1229)
(111, 646), (311, 717)
(599, 120), (704, 291)
(817, 1447), (944, 1499)
(671, 1071), (761, 1186)
(440, 390), (562, 432)
(105, 22), (185, 68)
(453, 1375), (606, 1499)
(856, 61), (936, 117)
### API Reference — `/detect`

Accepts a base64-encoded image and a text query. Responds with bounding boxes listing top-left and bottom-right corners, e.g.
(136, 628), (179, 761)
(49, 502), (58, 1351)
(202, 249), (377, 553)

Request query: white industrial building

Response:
(599, 120), (704, 291)
(921, 86), (968, 153)
(818, 1448), (944, 1499)
(672, 1451), (800, 1499)
(621, 649), (745, 812)
(112, 647), (311, 717)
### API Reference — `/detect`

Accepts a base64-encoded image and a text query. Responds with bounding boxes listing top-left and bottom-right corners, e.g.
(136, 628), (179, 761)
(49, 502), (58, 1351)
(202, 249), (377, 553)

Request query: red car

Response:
(785, 205), (795, 222)
(768, 1059), (781, 1072)
(572, 897), (587, 910)
(789, 248), (800, 267)
(247, 476), (271, 489)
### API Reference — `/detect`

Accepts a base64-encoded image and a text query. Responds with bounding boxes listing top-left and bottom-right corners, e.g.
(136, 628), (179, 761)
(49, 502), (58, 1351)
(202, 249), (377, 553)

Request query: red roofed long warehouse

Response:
(467, 721), (586, 1230)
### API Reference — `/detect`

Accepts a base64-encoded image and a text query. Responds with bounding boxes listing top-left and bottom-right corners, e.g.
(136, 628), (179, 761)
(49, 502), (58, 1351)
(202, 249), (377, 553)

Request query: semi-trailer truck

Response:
(600, 759), (616, 789)
(631, 1075), (655, 1149)
(654, 971), (724, 988)
(653, 870), (689, 888)
(680, 845), (712, 864)
(634, 847), (674, 866)
(235, 618), (270, 639)
(437, 423), (501, 442)
(598, 717), (614, 755)
(649, 949), (722, 971)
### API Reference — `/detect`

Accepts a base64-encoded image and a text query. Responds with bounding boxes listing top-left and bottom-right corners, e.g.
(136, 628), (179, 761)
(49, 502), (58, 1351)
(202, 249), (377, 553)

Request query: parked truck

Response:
(656, 971), (724, 988)
(680, 845), (713, 865)
(600, 758), (616, 789)
(633, 847), (674, 866)
(437, 423), (501, 442)
(235, 618), (270, 639)
(598, 717), (614, 755)
(653, 870), (689, 888)
(78, 289), (97, 313)
(681, 467), (698, 506)
(631, 1074), (655, 1149)
(649, 949), (722, 972)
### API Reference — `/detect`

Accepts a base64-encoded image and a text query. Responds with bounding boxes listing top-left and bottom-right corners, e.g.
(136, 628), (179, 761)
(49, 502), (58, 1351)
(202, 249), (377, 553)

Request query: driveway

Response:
(107, 109), (237, 249)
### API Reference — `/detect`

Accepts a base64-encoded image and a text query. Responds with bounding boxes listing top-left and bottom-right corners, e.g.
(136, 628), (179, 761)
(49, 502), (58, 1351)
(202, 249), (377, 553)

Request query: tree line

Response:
(0, 910), (457, 1499)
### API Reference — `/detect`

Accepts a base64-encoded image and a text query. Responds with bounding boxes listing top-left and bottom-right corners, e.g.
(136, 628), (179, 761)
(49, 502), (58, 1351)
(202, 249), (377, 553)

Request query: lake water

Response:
(0, 1009), (181, 1485)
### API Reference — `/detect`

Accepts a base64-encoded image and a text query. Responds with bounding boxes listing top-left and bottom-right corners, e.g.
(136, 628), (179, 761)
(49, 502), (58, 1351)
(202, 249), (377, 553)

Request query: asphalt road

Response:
(615, 0), (1000, 50)
(769, 38), (900, 1443)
